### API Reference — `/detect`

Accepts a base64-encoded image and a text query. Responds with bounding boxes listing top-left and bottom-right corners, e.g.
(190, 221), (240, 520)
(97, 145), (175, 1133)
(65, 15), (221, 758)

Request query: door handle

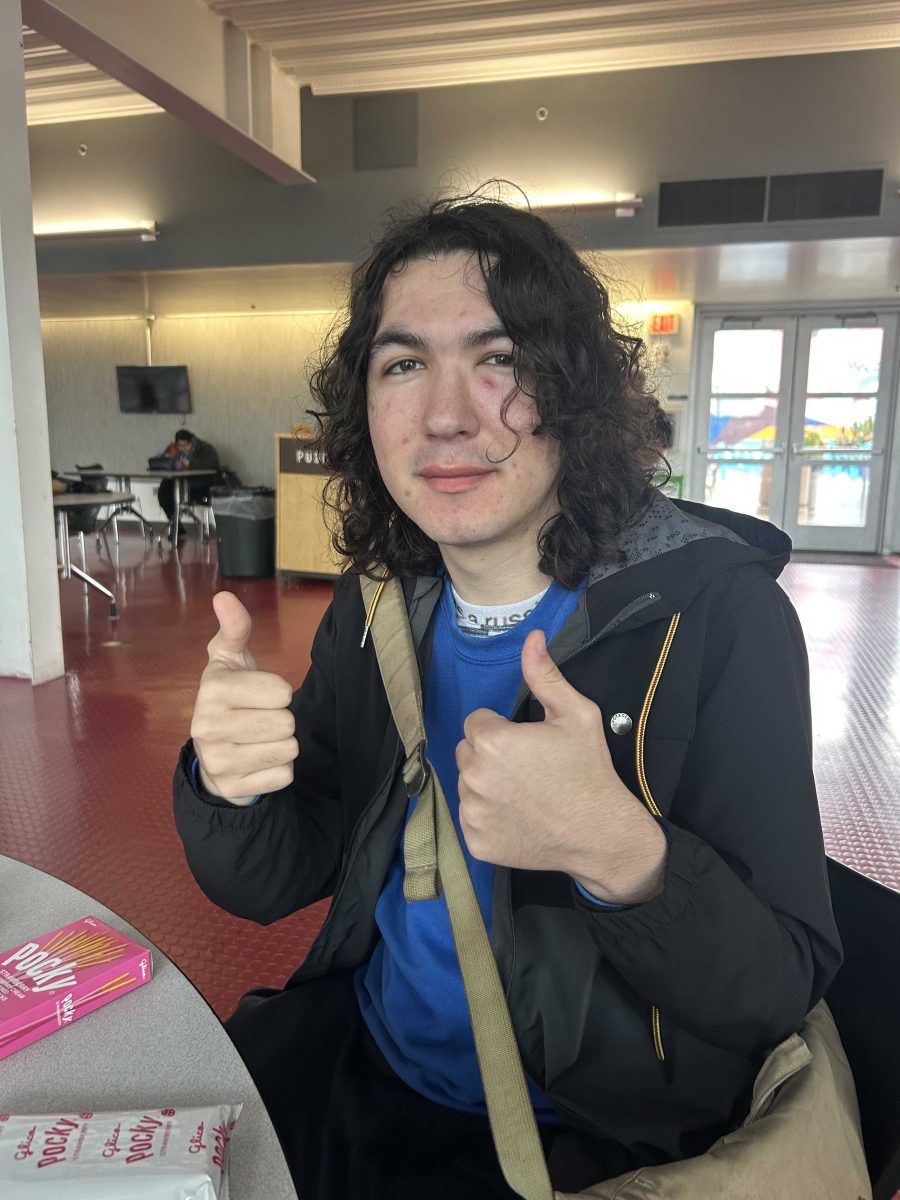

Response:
(791, 444), (882, 457)
(697, 445), (785, 456)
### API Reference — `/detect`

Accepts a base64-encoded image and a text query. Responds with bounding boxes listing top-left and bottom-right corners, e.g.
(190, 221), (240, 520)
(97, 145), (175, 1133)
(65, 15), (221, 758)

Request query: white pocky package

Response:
(0, 1103), (241, 1198)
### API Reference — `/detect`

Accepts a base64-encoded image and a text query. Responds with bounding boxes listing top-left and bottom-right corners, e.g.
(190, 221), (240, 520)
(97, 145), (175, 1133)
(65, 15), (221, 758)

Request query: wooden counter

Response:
(276, 434), (342, 578)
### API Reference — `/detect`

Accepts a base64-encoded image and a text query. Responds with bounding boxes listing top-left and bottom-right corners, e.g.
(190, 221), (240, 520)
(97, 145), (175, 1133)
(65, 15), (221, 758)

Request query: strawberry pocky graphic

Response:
(0, 916), (152, 1060)
(0, 1105), (242, 1198)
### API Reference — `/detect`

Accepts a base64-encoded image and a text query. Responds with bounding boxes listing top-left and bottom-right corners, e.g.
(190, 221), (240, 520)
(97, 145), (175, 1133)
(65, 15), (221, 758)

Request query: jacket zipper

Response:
(635, 612), (681, 821)
(636, 611), (682, 1065)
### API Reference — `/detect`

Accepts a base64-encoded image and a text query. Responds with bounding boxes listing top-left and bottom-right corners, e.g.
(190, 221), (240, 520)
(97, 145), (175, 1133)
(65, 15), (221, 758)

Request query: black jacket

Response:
(163, 437), (220, 473)
(173, 496), (842, 1164)
(189, 437), (220, 473)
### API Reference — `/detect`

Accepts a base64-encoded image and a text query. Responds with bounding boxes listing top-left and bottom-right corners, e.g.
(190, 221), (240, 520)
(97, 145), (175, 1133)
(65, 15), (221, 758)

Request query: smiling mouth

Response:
(419, 467), (493, 493)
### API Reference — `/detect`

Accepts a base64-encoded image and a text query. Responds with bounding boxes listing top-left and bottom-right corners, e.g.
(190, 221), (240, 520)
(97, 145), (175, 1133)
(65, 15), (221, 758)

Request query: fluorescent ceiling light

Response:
(33, 220), (159, 242)
(477, 183), (643, 216)
(523, 192), (644, 217)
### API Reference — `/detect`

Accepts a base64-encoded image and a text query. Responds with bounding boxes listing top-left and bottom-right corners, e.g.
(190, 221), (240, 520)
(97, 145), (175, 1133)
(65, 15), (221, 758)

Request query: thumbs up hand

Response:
(455, 630), (667, 905)
(190, 592), (298, 805)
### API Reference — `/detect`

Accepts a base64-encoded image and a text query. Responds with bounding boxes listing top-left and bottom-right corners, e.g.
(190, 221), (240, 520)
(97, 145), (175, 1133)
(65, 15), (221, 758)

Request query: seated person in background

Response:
(156, 427), (220, 538)
(173, 189), (843, 1199)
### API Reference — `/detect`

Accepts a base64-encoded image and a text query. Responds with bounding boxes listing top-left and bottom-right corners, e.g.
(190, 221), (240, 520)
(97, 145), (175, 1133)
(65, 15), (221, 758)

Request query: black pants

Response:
(157, 477), (214, 522)
(225, 973), (640, 1200)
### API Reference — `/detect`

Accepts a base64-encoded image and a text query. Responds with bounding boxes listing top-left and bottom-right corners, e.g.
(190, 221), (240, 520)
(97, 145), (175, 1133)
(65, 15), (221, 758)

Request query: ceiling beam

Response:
(21, 0), (314, 183)
(205, 0), (900, 94)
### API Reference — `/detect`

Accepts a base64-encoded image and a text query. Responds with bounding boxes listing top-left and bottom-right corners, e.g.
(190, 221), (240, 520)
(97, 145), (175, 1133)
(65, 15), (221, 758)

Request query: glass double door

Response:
(692, 312), (898, 551)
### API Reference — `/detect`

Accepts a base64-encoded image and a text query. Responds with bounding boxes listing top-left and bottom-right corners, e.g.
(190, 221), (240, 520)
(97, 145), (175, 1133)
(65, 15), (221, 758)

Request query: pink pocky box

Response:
(0, 915), (152, 1060)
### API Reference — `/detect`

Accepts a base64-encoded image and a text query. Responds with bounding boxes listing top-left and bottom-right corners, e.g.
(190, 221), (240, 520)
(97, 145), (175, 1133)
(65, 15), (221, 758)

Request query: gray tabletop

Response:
(0, 856), (297, 1199)
(53, 491), (136, 508)
(76, 468), (217, 480)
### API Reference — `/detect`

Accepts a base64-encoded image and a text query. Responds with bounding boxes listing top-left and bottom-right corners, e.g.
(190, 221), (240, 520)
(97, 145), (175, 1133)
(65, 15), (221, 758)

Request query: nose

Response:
(420, 363), (480, 440)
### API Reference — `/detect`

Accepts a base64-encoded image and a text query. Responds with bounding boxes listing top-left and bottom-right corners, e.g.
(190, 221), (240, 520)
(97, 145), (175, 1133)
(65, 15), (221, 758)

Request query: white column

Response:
(0, 3), (64, 682)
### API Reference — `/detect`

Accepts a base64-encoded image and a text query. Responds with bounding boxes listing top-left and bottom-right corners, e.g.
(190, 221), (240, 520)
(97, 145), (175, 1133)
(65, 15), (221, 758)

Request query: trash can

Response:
(210, 486), (276, 578)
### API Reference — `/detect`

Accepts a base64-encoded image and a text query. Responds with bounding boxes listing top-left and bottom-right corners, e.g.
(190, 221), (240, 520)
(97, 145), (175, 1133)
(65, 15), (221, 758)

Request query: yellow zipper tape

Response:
(636, 612), (682, 1062)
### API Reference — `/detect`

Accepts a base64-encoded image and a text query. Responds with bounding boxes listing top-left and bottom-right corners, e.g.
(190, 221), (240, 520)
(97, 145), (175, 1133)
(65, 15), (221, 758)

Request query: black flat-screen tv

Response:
(116, 365), (192, 414)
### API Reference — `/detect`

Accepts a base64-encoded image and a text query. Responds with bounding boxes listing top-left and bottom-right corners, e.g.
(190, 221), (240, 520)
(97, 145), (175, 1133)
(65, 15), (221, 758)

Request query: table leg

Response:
(122, 473), (156, 539)
(78, 531), (89, 596)
(57, 507), (119, 618)
(173, 476), (184, 543)
(56, 510), (71, 579)
(96, 475), (156, 540)
(69, 565), (119, 619)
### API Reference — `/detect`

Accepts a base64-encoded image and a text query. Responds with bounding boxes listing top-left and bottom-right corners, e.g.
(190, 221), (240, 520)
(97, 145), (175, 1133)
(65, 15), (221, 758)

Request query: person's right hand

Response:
(190, 592), (298, 805)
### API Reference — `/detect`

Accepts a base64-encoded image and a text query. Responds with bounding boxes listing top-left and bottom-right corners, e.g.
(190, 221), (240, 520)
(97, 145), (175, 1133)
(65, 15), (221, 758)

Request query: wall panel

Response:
(42, 319), (148, 472)
(41, 312), (332, 487)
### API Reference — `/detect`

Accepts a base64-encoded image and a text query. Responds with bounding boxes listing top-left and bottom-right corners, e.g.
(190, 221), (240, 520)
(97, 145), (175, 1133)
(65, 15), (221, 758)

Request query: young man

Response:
(174, 193), (842, 1199)
(156, 427), (221, 537)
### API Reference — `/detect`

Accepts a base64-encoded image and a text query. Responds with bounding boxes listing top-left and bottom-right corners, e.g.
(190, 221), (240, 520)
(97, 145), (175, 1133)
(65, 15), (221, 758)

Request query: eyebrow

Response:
(368, 324), (511, 356)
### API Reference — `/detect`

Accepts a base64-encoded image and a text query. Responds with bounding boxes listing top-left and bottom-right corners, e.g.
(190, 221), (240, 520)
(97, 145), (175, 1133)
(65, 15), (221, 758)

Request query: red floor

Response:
(1, 529), (898, 1019)
(0, 531), (332, 1019)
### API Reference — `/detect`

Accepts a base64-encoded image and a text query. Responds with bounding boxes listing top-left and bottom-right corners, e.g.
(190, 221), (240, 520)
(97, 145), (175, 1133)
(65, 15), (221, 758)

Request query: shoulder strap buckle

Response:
(402, 742), (430, 797)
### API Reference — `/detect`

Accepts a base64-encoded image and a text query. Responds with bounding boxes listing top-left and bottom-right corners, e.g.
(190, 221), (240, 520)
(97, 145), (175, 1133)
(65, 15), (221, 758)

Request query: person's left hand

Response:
(455, 629), (667, 904)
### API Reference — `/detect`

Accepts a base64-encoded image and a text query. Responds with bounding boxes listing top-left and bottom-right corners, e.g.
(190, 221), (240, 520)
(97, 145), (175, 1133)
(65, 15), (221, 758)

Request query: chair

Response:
(71, 464), (117, 543)
(825, 857), (900, 1199)
(179, 496), (214, 540)
(58, 472), (109, 537)
(177, 480), (216, 541)
(179, 467), (236, 541)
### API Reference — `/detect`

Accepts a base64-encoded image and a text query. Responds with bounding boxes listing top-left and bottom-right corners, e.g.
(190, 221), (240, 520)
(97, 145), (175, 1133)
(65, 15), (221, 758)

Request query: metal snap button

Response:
(610, 712), (633, 736)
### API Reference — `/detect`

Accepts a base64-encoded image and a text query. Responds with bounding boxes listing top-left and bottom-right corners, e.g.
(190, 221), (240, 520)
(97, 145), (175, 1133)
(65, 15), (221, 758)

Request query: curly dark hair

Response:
(307, 183), (670, 587)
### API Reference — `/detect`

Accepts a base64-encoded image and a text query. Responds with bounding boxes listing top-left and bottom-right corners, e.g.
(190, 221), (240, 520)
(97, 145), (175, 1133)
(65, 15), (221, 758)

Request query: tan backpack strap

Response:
(359, 573), (439, 901)
(359, 573), (554, 1200)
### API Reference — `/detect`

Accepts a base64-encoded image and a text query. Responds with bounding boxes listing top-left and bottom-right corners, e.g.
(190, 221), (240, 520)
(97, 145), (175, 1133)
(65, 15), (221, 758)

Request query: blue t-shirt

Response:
(355, 576), (583, 1120)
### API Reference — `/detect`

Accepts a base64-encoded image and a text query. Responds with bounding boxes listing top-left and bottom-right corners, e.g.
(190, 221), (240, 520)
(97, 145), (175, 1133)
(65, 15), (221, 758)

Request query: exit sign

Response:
(648, 313), (680, 335)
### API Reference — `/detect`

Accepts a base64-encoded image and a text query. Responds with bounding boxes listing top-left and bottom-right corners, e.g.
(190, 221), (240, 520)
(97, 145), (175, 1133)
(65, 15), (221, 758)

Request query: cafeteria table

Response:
(53, 491), (134, 619)
(0, 855), (297, 1199)
(76, 468), (217, 543)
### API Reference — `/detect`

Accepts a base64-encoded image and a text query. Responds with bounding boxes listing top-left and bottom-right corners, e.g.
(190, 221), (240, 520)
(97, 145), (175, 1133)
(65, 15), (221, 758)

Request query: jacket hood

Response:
(579, 493), (793, 642)
(670, 497), (792, 571)
(603, 493), (791, 581)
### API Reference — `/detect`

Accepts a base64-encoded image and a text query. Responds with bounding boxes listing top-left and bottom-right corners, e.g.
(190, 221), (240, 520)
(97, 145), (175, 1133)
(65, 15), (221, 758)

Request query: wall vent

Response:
(353, 93), (418, 171)
(767, 169), (883, 221)
(658, 177), (766, 227)
(658, 169), (883, 227)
